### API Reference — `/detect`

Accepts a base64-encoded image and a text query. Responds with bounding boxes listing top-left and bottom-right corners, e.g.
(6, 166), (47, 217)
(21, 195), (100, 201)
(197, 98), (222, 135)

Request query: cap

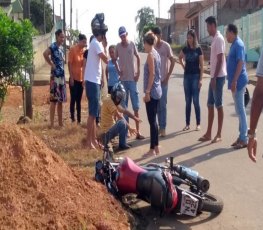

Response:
(118, 26), (127, 37)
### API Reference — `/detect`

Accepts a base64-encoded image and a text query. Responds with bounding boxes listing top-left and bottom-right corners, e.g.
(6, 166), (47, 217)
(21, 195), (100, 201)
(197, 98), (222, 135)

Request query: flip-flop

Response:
(211, 137), (222, 143)
(142, 151), (156, 158)
(136, 134), (145, 140)
(198, 136), (211, 142)
(183, 126), (190, 131)
(234, 142), (247, 149)
(231, 138), (239, 147)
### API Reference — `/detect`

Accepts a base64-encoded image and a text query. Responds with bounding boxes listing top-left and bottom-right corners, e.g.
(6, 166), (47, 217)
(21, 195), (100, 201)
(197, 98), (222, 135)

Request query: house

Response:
(155, 17), (171, 43)
(0, 0), (16, 15)
(10, 0), (23, 21)
(185, 0), (263, 43)
(168, 2), (197, 44)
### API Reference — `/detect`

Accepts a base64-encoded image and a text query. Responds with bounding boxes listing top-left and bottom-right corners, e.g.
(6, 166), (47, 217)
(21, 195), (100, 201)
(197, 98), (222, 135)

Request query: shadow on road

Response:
(133, 204), (221, 230)
(141, 144), (234, 168)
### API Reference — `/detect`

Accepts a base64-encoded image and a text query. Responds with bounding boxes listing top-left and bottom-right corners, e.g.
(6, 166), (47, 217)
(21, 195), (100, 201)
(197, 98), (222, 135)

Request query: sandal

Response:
(231, 138), (239, 147)
(198, 135), (211, 142)
(211, 136), (222, 144)
(234, 142), (247, 149)
(183, 126), (190, 131)
(136, 134), (145, 140)
(142, 151), (156, 158)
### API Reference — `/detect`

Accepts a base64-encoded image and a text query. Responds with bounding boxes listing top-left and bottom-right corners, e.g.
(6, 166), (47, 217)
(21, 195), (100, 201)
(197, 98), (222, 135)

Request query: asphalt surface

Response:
(121, 53), (263, 230)
(34, 53), (263, 229)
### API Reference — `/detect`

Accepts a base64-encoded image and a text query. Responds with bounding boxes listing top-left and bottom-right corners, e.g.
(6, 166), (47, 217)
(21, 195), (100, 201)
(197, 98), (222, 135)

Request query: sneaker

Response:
(159, 129), (166, 137)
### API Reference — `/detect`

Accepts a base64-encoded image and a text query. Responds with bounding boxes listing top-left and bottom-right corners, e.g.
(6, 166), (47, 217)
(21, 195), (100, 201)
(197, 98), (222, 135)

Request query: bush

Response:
(0, 9), (36, 111)
(171, 43), (184, 56)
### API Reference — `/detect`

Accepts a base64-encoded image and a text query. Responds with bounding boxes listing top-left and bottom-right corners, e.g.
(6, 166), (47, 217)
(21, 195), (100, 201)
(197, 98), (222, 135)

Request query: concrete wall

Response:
(33, 32), (53, 72)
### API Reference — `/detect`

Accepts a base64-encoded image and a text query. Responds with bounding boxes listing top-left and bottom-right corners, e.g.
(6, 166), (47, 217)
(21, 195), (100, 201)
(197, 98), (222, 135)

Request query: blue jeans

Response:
(85, 81), (100, 117)
(121, 81), (140, 111)
(103, 118), (128, 148)
(184, 74), (201, 126)
(232, 86), (248, 143)
(157, 84), (168, 130)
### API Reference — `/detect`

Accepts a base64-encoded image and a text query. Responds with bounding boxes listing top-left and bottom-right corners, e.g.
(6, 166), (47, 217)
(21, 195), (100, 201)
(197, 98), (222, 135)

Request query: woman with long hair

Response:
(143, 32), (162, 157)
(179, 29), (204, 131)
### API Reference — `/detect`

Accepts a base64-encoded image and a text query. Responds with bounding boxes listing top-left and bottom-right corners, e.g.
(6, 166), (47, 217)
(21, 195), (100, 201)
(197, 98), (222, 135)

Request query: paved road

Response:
(122, 53), (263, 230)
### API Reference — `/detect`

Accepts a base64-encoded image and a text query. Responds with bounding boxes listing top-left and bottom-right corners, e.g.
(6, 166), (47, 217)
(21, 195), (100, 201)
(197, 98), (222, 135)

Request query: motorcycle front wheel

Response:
(201, 193), (223, 214)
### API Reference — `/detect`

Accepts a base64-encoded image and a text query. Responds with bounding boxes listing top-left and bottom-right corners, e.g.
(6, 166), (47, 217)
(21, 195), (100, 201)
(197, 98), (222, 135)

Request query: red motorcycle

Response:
(95, 151), (223, 217)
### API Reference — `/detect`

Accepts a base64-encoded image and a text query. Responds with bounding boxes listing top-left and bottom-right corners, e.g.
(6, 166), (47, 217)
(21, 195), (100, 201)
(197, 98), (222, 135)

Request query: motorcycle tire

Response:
(201, 193), (223, 214)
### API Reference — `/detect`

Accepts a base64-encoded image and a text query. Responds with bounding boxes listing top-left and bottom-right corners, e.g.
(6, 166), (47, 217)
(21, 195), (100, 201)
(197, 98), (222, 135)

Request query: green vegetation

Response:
(30, 0), (53, 34)
(0, 9), (36, 111)
(135, 7), (156, 51)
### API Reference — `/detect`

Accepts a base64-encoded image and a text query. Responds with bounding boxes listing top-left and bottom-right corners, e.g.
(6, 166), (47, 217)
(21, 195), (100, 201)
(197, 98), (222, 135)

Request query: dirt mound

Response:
(0, 124), (130, 230)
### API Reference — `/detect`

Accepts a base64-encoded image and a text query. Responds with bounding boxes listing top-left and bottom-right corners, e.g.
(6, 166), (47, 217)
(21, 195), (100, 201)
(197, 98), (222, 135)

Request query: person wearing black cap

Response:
(152, 26), (176, 137)
(84, 13), (108, 150)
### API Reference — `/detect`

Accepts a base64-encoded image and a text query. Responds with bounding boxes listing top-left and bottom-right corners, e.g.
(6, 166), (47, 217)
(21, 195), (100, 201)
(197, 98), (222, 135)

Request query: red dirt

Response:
(0, 124), (130, 229)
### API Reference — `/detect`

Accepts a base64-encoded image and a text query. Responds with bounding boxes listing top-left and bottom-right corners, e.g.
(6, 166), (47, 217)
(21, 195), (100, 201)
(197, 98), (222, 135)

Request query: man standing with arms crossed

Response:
(199, 16), (227, 143)
(247, 50), (263, 162)
(116, 26), (144, 139)
(152, 26), (175, 137)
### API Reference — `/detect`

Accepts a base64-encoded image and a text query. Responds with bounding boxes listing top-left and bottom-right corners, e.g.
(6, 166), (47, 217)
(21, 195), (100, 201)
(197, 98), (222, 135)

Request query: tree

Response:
(135, 7), (156, 51)
(0, 9), (35, 113)
(30, 0), (53, 34)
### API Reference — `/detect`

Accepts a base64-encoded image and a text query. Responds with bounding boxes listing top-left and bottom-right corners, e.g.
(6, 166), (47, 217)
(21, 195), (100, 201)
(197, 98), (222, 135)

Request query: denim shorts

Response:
(85, 80), (100, 117)
(207, 76), (226, 108)
(121, 81), (140, 111)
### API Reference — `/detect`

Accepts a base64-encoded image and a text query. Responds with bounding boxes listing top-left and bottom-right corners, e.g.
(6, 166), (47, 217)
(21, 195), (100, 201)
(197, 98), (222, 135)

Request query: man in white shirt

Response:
(199, 16), (227, 143)
(84, 13), (108, 150)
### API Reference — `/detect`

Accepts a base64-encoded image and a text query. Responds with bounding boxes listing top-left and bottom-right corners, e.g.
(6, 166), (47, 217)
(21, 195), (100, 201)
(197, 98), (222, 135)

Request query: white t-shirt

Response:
(210, 31), (227, 78)
(256, 50), (263, 77)
(84, 37), (104, 84)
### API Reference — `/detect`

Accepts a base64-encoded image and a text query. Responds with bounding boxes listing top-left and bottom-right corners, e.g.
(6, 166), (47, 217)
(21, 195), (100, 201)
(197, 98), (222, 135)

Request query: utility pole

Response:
(63, 0), (67, 63)
(52, 0), (54, 25)
(76, 9), (78, 30)
(23, 0), (33, 119)
(158, 0), (160, 18)
(70, 0), (72, 30)
(43, 0), (46, 34)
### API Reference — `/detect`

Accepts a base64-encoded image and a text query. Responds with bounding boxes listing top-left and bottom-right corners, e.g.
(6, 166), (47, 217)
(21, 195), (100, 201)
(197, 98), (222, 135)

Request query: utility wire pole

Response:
(23, 0), (33, 119)
(63, 0), (67, 63)
(43, 0), (46, 34)
(70, 0), (72, 30)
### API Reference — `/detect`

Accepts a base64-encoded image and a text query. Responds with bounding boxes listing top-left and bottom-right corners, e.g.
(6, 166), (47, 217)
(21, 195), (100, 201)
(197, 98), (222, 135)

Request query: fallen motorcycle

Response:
(94, 151), (223, 217)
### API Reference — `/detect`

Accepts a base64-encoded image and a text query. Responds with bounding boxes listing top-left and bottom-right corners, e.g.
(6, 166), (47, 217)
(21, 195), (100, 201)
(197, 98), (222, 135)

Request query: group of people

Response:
(43, 14), (263, 161)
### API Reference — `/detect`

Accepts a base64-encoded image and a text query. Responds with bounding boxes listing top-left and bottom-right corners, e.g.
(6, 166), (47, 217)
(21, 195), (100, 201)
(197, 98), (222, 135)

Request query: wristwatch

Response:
(248, 129), (256, 139)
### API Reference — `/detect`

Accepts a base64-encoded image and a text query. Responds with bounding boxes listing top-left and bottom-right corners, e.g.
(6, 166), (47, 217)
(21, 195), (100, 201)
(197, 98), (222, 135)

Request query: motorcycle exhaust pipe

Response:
(174, 165), (210, 193)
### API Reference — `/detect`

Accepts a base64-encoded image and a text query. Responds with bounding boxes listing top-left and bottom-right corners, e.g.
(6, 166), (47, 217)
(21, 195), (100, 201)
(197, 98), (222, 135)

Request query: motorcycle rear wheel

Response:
(201, 193), (223, 214)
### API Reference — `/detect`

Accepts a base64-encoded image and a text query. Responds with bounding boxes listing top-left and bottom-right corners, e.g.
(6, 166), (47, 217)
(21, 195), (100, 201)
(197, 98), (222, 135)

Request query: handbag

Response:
(244, 87), (250, 107)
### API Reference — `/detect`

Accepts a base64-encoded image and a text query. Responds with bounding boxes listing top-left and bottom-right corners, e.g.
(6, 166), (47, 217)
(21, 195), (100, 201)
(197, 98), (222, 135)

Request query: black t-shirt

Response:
(182, 46), (202, 75)
(83, 49), (88, 59)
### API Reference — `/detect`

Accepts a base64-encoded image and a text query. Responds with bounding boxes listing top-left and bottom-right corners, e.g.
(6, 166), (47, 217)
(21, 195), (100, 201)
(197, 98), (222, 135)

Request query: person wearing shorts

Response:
(116, 26), (145, 140)
(199, 16), (227, 143)
(84, 14), (108, 150)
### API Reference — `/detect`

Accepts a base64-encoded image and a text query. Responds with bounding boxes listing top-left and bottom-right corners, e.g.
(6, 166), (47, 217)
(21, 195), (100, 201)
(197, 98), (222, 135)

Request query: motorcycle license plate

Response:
(180, 191), (199, 216)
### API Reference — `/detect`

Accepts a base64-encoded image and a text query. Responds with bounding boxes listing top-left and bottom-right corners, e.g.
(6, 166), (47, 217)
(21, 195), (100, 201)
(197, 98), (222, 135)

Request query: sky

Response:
(49, 0), (200, 45)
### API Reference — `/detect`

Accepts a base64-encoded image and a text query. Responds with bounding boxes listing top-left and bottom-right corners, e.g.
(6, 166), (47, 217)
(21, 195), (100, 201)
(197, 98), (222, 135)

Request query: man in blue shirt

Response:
(226, 24), (249, 149)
